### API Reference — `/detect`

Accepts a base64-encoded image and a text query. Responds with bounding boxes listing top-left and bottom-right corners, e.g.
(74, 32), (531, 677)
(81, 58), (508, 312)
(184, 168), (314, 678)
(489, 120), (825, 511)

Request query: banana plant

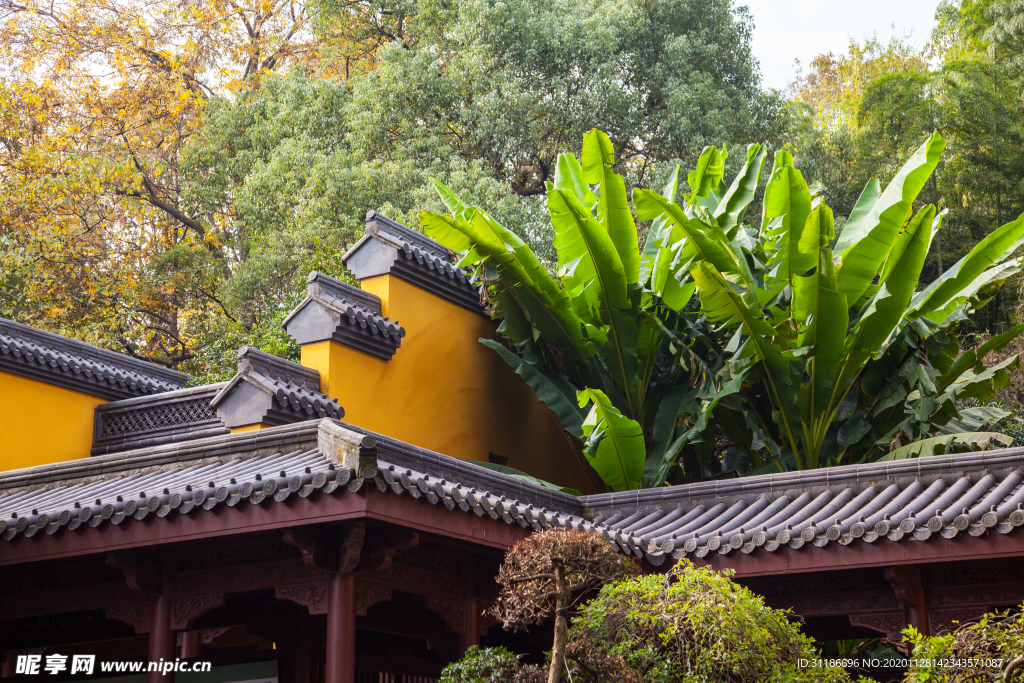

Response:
(637, 131), (1024, 473)
(423, 128), (1024, 487)
(420, 130), (745, 491)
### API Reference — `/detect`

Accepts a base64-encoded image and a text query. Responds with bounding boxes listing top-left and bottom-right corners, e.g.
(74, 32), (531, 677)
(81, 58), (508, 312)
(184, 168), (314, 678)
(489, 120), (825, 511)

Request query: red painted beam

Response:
(695, 530), (1024, 577)
(0, 489), (529, 568)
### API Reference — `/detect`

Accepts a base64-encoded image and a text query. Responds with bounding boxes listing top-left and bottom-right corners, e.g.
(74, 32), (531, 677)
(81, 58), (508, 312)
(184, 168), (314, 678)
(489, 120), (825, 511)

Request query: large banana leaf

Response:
(912, 212), (1024, 317)
(640, 167), (680, 286)
(687, 144), (726, 201)
(761, 152), (813, 288)
(548, 187), (639, 409)
(634, 190), (753, 290)
(548, 188), (629, 317)
(834, 178), (881, 250)
(935, 405), (1012, 435)
(835, 133), (945, 304)
(830, 205), (934, 412)
(794, 248), (848, 465)
(553, 152), (590, 204)
(943, 354), (1023, 403)
(422, 193), (590, 357)
(714, 143), (767, 235)
(879, 432), (1013, 461)
(578, 388), (645, 491)
(690, 262), (802, 464)
(582, 129), (640, 283)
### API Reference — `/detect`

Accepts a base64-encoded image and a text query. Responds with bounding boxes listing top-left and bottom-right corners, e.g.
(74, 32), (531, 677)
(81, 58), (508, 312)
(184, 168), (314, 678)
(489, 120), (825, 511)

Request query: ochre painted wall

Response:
(0, 372), (105, 471)
(302, 274), (601, 493)
(231, 423), (272, 433)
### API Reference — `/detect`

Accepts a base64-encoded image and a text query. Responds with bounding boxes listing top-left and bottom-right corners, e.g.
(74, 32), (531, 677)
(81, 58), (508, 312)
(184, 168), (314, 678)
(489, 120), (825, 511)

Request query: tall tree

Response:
(344, 0), (785, 201)
(0, 0), (321, 365)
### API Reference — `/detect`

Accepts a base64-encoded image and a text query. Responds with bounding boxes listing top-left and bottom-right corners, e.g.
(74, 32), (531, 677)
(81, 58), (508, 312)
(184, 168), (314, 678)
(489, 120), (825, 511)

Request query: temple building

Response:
(3, 213), (1024, 683)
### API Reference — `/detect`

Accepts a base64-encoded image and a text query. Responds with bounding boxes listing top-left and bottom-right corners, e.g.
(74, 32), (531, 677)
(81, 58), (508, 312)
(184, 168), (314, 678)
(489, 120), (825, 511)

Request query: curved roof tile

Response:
(0, 318), (187, 400)
(5, 418), (1024, 569)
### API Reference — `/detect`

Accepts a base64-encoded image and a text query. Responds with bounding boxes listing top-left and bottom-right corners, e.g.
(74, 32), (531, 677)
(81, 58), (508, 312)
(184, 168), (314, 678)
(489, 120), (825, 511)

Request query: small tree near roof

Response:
(490, 529), (638, 683)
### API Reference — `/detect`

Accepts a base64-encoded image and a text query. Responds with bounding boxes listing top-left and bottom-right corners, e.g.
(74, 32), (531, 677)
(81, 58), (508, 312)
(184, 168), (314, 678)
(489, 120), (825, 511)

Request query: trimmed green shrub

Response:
(567, 559), (851, 682)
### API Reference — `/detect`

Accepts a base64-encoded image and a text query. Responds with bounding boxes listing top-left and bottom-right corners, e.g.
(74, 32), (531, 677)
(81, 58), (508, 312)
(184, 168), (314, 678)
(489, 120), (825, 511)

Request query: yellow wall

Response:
(0, 372), (105, 471)
(302, 274), (602, 493)
(231, 423), (272, 433)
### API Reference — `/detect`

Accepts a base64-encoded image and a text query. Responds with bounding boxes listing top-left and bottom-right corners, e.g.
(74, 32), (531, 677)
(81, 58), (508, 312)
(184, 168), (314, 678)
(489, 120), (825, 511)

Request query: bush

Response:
(567, 559), (851, 683)
(439, 646), (542, 683)
(904, 610), (1024, 682)
(445, 555), (853, 683)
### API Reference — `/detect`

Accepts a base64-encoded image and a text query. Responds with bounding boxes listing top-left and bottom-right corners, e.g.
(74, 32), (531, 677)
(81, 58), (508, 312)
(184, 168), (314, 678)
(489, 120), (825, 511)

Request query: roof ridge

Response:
(305, 272), (383, 315)
(579, 446), (1024, 509)
(0, 317), (188, 386)
(364, 210), (450, 261)
(237, 346), (320, 392)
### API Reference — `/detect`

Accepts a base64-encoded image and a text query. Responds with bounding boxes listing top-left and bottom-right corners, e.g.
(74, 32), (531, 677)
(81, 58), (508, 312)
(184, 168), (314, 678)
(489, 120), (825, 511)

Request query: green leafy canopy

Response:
(424, 128), (1024, 490)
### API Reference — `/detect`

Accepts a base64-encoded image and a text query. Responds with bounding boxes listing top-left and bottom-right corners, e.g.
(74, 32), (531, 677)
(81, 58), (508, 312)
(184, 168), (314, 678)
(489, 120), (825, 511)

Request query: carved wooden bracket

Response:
(886, 566), (926, 607)
(885, 564), (931, 637)
(849, 611), (906, 642)
(276, 583), (330, 614)
(171, 593), (225, 630)
(283, 523), (365, 574)
(175, 627), (232, 646)
(356, 529), (419, 573)
(355, 584), (393, 615)
(106, 603), (152, 634)
(476, 599), (500, 637)
(202, 626), (231, 644)
(929, 607), (989, 636)
(106, 551), (161, 593)
(425, 596), (465, 633)
(282, 523), (418, 575)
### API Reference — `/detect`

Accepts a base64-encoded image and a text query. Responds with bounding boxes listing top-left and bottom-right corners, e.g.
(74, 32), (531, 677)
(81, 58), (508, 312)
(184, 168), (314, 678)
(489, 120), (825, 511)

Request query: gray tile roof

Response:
(211, 348), (343, 428)
(0, 318), (188, 400)
(283, 272), (405, 360)
(343, 212), (484, 314)
(583, 449), (1024, 565)
(5, 417), (1024, 569)
(237, 346), (321, 392)
(92, 384), (229, 456)
(0, 420), (581, 541)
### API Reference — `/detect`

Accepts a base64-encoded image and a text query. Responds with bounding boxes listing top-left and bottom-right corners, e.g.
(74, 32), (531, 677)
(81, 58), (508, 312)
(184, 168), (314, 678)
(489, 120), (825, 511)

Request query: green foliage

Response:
(904, 607), (1024, 682)
(344, 0), (785, 206)
(423, 130), (726, 491)
(431, 125), (1024, 486)
(568, 559), (851, 683)
(578, 388), (645, 491)
(176, 70), (546, 381)
(655, 133), (1024, 472)
(439, 646), (529, 683)
(790, 3), (1024, 332)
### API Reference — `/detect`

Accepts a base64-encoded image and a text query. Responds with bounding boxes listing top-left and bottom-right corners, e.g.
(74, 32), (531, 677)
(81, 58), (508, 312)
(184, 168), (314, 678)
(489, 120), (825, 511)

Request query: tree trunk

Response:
(547, 558), (568, 683)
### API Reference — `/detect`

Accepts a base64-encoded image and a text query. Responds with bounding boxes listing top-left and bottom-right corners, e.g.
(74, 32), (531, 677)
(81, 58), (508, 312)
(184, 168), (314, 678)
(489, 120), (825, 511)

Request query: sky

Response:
(742, 0), (942, 91)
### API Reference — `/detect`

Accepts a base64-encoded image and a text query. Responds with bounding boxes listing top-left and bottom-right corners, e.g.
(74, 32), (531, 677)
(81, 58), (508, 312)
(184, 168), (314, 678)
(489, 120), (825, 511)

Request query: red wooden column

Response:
(886, 566), (931, 639)
(460, 598), (480, 654)
(459, 559), (480, 655)
(147, 590), (174, 683)
(180, 631), (201, 659)
(325, 571), (356, 683)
